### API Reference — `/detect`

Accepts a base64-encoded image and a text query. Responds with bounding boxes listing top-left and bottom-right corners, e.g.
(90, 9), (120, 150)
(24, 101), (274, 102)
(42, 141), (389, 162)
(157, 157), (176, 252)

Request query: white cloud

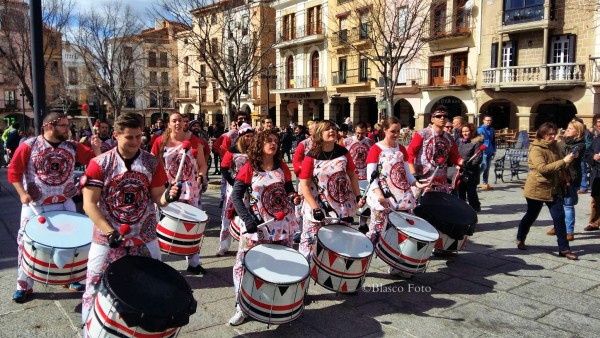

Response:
(73, 0), (159, 26)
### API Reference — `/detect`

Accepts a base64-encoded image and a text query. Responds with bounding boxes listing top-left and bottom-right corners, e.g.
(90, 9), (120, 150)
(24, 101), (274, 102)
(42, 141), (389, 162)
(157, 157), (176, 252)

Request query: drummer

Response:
(365, 117), (427, 277)
(151, 112), (209, 275)
(407, 105), (463, 193)
(216, 123), (254, 256)
(80, 113), (180, 327)
(97, 120), (117, 153)
(298, 120), (363, 260)
(8, 112), (101, 303)
(345, 121), (375, 230)
(228, 130), (301, 326)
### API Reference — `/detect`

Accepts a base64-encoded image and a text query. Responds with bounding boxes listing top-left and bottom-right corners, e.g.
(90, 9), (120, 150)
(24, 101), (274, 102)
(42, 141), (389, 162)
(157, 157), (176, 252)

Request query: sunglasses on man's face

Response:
(432, 114), (448, 119)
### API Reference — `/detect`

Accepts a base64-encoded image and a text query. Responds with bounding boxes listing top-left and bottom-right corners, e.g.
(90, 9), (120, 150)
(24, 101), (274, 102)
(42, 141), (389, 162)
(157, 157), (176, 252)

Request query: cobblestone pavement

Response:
(0, 160), (599, 337)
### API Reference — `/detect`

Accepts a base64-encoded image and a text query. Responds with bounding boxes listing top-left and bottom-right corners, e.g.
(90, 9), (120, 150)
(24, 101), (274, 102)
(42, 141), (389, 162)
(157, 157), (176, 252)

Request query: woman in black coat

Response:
(585, 130), (600, 231)
(280, 126), (294, 163)
(456, 123), (483, 211)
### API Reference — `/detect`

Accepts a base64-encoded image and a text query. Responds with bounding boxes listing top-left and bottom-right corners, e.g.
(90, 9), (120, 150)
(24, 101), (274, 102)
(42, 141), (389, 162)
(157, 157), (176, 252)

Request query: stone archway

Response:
(393, 98), (415, 128)
(425, 96), (467, 128)
(479, 99), (518, 130)
(531, 98), (576, 130)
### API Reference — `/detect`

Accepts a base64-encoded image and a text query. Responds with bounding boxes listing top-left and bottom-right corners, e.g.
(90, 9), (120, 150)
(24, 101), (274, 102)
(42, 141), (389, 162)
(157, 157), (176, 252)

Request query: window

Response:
(502, 41), (517, 67)
(283, 14), (296, 40)
(200, 65), (206, 77)
(212, 82), (218, 102)
(242, 15), (249, 36)
(125, 90), (135, 108)
(148, 51), (157, 67)
(159, 52), (168, 67)
(149, 71), (158, 85)
(211, 13), (217, 24)
(50, 61), (59, 76)
(359, 58), (368, 82)
(503, 0), (545, 25)
(550, 35), (575, 64)
(339, 58), (347, 84)
(311, 51), (319, 87)
(308, 7), (315, 35)
(316, 6), (322, 34)
(429, 56), (444, 85)
(359, 13), (369, 40)
(338, 18), (348, 43)
(126, 70), (135, 87)
(68, 67), (78, 85)
(211, 38), (218, 55)
(432, 2), (446, 36)
(397, 6), (408, 36)
(241, 45), (249, 64)
(162, 91), (170, 107)
(184, 56), (189, 74)
(451, 53), (468, 85)
(286, 56), (294, 88)
(185, 81), (190, 97)
(161, 72), (169, 86)
(4, 90), (16, 108)
(149, 91), (158, 108)
(228, 46), (235, 67)
(455, 0), (469, 32)
(123, 46), (133, 62)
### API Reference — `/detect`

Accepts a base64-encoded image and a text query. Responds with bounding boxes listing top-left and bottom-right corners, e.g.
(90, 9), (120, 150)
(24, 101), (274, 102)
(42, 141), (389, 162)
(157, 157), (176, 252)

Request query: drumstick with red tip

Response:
(416, 157), (445, 199)
(466, 144), (487, 164)
(28, 204), (45, 224)
(174, 141), (192, 182)
(242, 212), (285, 235)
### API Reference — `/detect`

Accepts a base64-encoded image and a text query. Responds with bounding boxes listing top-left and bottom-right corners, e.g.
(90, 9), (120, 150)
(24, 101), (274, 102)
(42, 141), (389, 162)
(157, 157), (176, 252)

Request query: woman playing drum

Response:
(299, 120), (363, 259)
(151, 112), (209, 274)
(228, 130), (301, 326)
(365, 117), (426, 276)
(216, 123), (254, 256)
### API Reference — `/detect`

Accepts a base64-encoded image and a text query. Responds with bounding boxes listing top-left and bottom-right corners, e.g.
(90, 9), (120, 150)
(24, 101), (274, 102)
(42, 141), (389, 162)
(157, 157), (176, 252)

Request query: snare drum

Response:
(239, 244), (309, 325)
(85, 255), (197, 337)
(375, 212), (439, 273)
(229, 216), (241, 241)
(157, 202), (208, 256)
(21, 211), (92, 285)
(310, 225), (373, 293)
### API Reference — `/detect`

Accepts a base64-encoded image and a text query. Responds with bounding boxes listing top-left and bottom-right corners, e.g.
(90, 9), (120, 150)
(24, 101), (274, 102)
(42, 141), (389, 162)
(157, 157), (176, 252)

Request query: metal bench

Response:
(493, 149), (529, 183)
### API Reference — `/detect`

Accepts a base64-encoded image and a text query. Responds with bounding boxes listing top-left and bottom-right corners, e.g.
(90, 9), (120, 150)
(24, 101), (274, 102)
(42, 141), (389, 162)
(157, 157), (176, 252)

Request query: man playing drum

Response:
(8, 112), (101, 303)
(79, 113), (180, 326)
(407, 106), (463, 193)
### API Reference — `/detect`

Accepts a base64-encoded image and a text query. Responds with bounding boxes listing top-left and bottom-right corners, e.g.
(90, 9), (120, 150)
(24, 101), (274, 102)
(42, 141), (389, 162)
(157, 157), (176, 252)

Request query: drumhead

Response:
(317, 225), (373, 258)
(245, 244), (309, 284)
(25, 211), (93, 248)
(388, 212), (439, 242)
(161, 202), (207, 222)
(104, 256), (194, 318)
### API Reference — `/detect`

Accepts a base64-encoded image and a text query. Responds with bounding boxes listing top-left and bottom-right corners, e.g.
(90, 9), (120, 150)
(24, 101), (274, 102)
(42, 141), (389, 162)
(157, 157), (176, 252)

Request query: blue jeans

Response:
(563, 185), (578, 234)
(480, 153), (493, 184)
(580, 160), (588, 191)
(517, 196), (570, 251)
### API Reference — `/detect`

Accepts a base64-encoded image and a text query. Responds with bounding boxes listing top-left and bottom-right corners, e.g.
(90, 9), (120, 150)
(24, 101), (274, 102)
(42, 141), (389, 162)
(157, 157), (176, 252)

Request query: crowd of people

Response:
(5, 105), (600, 332)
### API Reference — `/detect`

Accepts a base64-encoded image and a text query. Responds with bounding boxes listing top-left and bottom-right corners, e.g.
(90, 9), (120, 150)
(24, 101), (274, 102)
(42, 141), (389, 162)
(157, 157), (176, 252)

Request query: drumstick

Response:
(242, 212), (285, 235)
(390, 210), (415, 225)
(174, 141), (192, 182)
(360, 170), (379, 202)
(28, 204), (46, 224)
(466, 144), (487, 164)
(415, 158), (445, 200)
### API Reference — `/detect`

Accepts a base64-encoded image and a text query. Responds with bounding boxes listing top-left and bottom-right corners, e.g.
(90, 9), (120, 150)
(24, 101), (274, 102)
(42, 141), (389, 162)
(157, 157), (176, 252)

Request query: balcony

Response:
(424, 11), (471, 41)
(331, 25), (372, 49)
(275, 25), (325, 49)
(482, 63), (586, 90)
(499, 4), (556, 33)
(1, 99), (18, 111)
(273, 74), (327, 92)
(332, 68), (371, 87)
(423, 67), (474, 88)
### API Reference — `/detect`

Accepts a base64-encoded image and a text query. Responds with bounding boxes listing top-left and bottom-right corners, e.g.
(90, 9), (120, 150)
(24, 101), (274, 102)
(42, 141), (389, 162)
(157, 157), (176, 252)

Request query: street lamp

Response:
(262, 63), (276, 123)
(192, 76), (207, 125)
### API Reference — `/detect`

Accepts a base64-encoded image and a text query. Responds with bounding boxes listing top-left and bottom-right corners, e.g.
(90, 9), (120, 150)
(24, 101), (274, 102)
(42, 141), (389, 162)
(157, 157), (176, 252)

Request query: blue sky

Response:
(73, 0), (161, 26)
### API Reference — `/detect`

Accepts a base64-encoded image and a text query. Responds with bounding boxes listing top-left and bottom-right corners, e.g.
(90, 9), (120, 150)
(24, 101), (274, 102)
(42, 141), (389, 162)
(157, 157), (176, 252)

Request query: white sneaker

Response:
(228, 309), (246, 326)
(388, 267), (412, 279)
(215, 248), (228, 257)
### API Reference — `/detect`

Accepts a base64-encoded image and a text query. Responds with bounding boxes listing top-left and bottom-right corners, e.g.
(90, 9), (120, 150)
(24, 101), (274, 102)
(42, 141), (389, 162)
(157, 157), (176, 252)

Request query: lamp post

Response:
(19, 86), (26, 129)
(192, 76), (207, 125)
(263, 63), (276, 123)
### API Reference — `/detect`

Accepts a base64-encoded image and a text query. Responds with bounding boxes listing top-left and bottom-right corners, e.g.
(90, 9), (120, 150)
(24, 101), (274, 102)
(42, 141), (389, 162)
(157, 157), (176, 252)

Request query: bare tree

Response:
(329, 0), (429, 116)
(154, 0), (276, 122)
(70, 0), (145, 118)
(0, 0), (73, 108)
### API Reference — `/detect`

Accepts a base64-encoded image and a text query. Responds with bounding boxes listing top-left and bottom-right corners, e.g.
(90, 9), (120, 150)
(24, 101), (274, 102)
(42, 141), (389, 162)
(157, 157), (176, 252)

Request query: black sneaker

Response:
(187, 264), (207, 275)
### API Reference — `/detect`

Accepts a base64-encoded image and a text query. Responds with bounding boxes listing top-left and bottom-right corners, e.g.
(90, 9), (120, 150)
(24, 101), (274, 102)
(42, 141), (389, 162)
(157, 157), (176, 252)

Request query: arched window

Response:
(286, 56), (294, 88)
(311, 51), (319, 87)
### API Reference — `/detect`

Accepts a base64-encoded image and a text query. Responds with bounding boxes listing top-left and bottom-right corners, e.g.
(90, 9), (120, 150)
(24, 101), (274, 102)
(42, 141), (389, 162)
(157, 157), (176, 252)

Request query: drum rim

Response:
(388, 212), (440, 242)
(243, 244), (309, 285)
(160, 202), (208, 222)
(24, 211), (93, 248)
(103, 255), (194, 318)
(316, 225), (374, 259)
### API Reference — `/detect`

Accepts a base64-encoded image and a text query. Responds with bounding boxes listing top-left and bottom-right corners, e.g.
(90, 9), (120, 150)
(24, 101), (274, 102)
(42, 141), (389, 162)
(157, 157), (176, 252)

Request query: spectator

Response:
(477, 115), (496, 190)
(281, 126), (294, 163)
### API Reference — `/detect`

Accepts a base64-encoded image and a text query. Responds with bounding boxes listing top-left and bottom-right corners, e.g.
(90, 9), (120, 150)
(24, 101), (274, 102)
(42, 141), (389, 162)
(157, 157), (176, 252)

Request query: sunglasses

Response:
(432, 114), (448, 119)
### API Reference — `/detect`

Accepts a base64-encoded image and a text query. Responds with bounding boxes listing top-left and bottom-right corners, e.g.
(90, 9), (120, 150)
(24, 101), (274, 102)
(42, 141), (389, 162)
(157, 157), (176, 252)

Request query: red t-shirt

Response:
(299, 148), (356, 180)
(366, 143), (409, 164)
